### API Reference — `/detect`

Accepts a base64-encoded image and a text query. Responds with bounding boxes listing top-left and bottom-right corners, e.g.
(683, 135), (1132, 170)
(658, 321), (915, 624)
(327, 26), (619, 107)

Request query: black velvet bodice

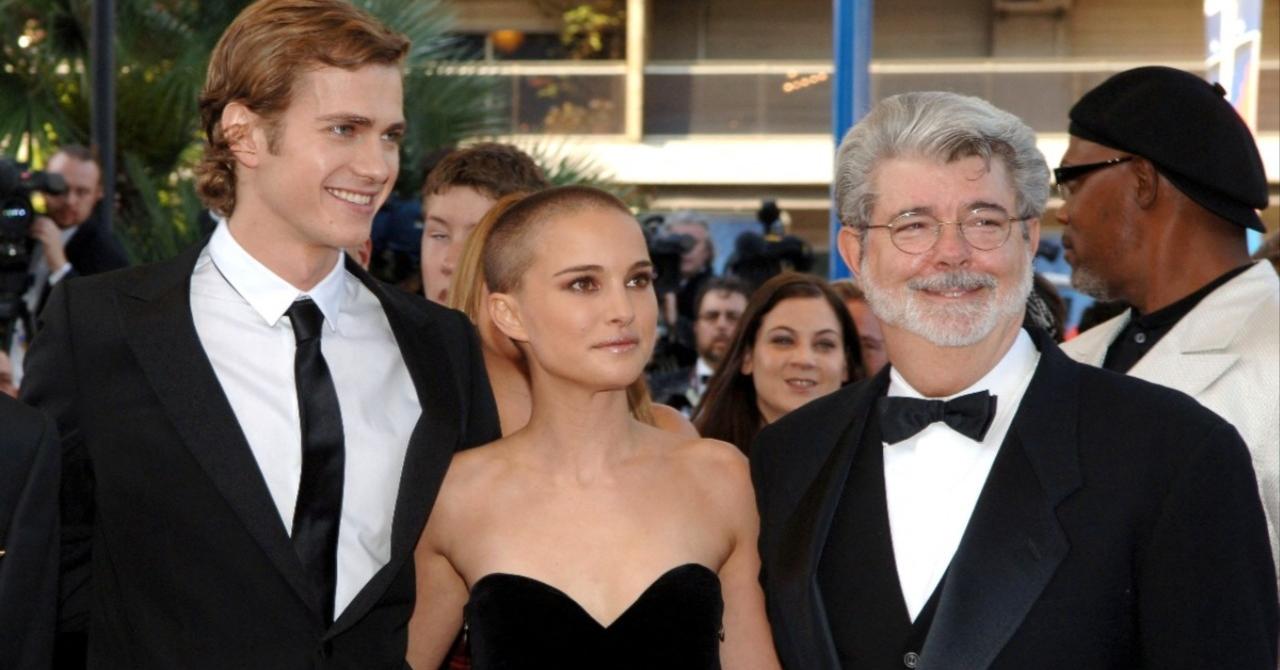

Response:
(464, 563), (723, 669)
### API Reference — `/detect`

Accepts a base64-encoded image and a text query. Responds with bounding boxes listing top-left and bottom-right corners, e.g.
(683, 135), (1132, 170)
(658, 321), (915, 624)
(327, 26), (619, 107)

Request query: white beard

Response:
(1069, 264), (1119, 302)
(860, 255), (1033, 348)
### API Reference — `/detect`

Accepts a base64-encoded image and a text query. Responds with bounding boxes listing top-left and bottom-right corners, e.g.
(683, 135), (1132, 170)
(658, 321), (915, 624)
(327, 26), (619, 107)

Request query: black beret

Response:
(1069, 66), (1267, 231)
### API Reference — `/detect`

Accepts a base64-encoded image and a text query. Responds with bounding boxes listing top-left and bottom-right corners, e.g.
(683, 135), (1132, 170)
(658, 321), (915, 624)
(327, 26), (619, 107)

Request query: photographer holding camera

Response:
(725, 199), (814, 291)
(26, 146), (129, 312)
(663, 211), (716, 321)
(2, 145), (128, 390)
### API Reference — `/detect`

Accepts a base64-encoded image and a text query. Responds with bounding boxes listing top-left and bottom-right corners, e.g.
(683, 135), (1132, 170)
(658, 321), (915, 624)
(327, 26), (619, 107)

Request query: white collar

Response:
(205, 222), (348, 333)
(695, 357), (716, 381)
(888, 328), (1038, 402)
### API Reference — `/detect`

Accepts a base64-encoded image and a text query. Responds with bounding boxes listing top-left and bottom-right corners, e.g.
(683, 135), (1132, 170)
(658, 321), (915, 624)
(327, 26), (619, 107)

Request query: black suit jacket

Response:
(751, 329), (1278, 670)
(20, 242), (500, 669)
(0, 395), (60, 670)
(63, 214), (129, 278)
(33, 213), (130, 319)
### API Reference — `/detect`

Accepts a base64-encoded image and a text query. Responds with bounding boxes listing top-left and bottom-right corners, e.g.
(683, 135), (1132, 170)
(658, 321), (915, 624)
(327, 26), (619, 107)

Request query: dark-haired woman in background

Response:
(407, 186), (779, 669)
(695, 273), (862, 453)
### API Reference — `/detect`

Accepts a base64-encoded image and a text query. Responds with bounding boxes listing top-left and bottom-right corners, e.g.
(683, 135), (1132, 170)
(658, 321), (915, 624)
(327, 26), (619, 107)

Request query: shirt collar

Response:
(1130, 262), (1254, 329)
(887, 328), (1038, 402)
(695, 357), (716, 382)
(206, 222), (348, 332)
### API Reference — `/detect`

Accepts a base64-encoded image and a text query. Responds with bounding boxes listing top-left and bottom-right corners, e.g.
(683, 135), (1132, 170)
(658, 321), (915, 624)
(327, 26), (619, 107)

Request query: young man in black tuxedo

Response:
(750, 91), (1277, 669)
(20, 1), (499, 667)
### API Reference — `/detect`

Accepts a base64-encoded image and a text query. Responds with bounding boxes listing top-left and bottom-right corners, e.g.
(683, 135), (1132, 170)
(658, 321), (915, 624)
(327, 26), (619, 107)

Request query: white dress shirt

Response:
(10, 224), (79, 387)
(883, 329), (1039, 620)
(25, 223), (80, 312)
(191, 223), (420, 616)
(692, 357), (715, 396)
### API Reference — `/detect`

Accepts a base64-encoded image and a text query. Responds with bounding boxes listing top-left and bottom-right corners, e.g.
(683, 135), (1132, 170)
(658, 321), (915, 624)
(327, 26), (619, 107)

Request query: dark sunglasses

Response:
(1052, 156), (1134, 186)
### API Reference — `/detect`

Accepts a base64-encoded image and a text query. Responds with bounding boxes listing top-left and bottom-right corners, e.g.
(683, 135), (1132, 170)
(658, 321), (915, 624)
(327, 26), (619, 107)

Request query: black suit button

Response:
(903, 651), (920, 668)
(318, 640), (332, 659)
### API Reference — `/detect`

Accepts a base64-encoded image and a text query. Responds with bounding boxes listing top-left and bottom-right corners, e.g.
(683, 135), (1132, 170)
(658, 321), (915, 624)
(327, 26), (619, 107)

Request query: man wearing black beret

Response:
(1058, 66), (1279, 584)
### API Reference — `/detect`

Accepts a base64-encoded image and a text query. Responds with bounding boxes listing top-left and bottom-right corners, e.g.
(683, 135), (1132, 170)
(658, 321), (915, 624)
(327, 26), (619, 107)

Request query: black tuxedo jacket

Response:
(20, 242), (500, 669)
(0, 395), (60, 670)
(33, 213), (130, 319)
(751, 329), (1278, 670)
(63, 214), (129, 278)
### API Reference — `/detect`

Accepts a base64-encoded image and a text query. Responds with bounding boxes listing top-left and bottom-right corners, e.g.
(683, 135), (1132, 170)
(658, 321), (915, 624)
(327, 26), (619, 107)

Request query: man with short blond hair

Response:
(28, 145), (128, 299)
(7, 144), (128, 387)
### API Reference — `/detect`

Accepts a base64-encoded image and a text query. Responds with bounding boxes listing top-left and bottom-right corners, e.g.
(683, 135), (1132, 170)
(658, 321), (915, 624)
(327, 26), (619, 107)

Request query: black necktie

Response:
(877, 390), (998, 444)
(286, 298), (345, 625)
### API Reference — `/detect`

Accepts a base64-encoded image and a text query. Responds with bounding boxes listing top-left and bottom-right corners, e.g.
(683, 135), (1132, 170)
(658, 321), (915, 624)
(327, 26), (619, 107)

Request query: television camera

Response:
(1, 158), (67, 351)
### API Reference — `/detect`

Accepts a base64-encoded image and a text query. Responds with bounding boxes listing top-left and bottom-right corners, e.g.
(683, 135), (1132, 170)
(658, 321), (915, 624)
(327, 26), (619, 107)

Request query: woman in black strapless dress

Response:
(405, 186), (780, 670)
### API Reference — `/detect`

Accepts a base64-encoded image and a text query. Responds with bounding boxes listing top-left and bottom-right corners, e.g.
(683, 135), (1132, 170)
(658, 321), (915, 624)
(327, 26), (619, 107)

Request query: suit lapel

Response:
(1127, 263), (1275, 397)
(777, 369), (889, 670)
(118, 244), (319, 615)
(329, 261), (461, 637)
(1063, 310), (1129, 366)
(919, 331), (1082, 670)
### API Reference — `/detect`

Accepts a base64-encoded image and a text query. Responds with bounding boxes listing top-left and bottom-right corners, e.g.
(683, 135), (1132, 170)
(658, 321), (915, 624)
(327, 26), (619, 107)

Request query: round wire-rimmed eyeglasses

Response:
(862, 208), (1029, 255)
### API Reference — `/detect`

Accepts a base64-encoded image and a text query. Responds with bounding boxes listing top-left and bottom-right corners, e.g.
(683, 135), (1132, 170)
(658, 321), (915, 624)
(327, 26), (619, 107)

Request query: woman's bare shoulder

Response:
(650, 403), (700, 438)
(661, 437), (758, 553)
(672, 435), (746, 465)
(667, 436), (752, 496)
(436, 440), (513, 515)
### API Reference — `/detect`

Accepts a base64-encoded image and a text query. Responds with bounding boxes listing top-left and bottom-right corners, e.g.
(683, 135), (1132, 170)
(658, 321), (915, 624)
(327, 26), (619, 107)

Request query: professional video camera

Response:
(0, 157), (66, 351)
(725, 199), (813, 290)
(640, 214), (695, 298)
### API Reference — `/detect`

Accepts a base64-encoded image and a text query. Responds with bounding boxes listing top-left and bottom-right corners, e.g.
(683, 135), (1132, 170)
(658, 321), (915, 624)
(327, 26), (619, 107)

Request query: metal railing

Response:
(435, 58), (1280, 135)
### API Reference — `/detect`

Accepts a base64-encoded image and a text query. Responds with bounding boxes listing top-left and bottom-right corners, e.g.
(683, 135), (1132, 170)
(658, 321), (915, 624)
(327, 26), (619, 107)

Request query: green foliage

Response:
(531, 0), (624, 60)
(0, 0), (503, 263)
(356, 0), (506, 194)
(560, 3), (622, 59)
(0, 0), (90, 157)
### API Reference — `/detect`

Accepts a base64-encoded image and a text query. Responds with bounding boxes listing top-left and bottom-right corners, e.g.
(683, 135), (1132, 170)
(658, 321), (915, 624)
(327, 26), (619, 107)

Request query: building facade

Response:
(445, 0), (1280, 267)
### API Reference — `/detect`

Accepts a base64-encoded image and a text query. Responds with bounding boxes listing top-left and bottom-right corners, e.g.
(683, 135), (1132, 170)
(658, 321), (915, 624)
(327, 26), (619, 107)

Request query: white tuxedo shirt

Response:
(192, 223), (421, 615)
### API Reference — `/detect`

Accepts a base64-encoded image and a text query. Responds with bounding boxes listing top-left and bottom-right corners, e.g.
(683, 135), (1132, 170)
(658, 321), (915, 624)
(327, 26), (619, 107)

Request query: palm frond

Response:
(2, 0), (501, 263)
(523, 139), (639, 206)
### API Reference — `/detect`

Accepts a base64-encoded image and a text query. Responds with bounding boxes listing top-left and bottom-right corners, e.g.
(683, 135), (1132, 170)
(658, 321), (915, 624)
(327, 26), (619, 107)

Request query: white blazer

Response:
(1063, 261), (1280, 580)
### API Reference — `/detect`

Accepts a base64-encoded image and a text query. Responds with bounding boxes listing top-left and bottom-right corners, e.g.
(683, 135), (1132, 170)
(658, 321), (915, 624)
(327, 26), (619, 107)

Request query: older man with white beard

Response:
(749, 91), (1277, 670)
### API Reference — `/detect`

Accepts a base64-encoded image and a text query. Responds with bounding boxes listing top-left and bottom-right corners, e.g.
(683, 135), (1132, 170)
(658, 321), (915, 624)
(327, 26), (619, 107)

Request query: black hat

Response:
(1069, 66), (1267, 232)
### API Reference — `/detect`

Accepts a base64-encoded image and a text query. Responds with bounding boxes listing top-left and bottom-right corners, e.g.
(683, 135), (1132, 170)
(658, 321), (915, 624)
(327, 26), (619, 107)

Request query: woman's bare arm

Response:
(405, 466), (472, 669)
(710, 443), (782, 670)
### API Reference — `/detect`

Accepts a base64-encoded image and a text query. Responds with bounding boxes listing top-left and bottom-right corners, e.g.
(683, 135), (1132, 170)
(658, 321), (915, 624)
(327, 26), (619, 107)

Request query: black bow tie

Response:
(877, 391), (998, 444)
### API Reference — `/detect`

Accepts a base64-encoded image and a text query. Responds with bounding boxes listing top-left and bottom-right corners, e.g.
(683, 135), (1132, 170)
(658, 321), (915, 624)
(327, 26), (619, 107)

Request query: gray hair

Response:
(662, 210), (709, 233)
(834, 92), (1050, 235)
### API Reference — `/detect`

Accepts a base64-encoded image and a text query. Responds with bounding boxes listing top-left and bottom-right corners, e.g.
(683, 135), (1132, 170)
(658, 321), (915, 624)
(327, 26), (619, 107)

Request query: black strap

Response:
(878, 391), (997, 444)
(286, 298), (345, 624)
